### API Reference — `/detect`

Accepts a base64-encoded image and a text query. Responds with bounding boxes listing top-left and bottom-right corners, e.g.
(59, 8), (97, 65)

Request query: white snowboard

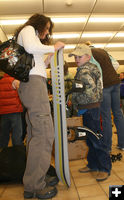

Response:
(50, 49), (71, 187)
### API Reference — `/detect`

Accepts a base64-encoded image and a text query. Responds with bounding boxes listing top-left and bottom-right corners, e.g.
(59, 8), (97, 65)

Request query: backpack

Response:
(0, 145), (57, 183)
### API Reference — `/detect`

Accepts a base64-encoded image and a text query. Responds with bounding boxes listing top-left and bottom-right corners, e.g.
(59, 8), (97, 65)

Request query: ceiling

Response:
(0, 0), (124, 53)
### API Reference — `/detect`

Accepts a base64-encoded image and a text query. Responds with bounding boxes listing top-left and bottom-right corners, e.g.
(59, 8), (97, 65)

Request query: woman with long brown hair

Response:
(15, 13), (64, 199)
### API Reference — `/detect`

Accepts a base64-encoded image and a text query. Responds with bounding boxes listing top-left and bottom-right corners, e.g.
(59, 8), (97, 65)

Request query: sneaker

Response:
(45, 175), (59, 186)
(24, 186), (57, 199)
(79, 166), (97, 173)
(96, 172), (109, 182)
(117, 146), (124, 151)
(36, 186), (57, 199)
(24, 191), (35, 199)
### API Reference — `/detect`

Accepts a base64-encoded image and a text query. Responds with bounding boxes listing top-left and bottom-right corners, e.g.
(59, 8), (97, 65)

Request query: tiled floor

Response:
(0, 126), (124, 200)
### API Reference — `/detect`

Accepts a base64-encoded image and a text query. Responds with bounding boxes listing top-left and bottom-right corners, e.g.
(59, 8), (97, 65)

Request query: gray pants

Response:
(18, 75), (54, 192)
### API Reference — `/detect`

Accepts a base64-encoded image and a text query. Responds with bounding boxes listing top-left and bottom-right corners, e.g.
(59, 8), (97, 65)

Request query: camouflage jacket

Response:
(72, 62), (103, 110)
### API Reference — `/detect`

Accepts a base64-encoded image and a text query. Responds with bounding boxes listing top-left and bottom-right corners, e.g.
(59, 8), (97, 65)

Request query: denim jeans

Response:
(100, 84), (124, 151)
(120, 99), (124, 115)
(0, 113), (23, 147)
(83, 108), (112, 173)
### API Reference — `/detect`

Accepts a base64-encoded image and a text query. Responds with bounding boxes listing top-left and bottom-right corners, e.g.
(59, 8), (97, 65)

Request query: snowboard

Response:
(50, 49), (71, 187)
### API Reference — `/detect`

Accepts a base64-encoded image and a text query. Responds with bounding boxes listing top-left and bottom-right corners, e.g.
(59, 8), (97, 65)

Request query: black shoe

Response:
(24, 186), (57, 199)
(36, 186), (57, 199)
(45, 175), (59, 186)
(24, 191), (35, 199)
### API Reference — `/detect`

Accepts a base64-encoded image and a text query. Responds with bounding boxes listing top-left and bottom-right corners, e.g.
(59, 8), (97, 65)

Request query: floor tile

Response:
(115, 171), (124, 181)
(0, 185), (6, 195)
(112, 162), (124, 172)
(80, 195), (108, 200)
(77, 184), (105, 198)
(1, 184), (24, 200)
(72, 173), (97, 187)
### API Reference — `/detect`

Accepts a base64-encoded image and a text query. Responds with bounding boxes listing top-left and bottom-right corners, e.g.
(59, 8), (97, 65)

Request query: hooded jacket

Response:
(72, 62), (103, 110)
(0, 74), (23, 114)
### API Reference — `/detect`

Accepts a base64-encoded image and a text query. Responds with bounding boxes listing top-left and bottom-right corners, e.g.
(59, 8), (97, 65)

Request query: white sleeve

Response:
(19, 25), (55, 55)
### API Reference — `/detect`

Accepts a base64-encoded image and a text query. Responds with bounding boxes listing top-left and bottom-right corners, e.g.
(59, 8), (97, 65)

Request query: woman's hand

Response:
(54, 41), (65, 51)
(45, 42), (65, 67)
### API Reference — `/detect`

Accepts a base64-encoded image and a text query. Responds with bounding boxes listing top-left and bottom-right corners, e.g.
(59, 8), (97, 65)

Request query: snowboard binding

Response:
(110, 153), (122, 163)
(67, 126), (103, 143)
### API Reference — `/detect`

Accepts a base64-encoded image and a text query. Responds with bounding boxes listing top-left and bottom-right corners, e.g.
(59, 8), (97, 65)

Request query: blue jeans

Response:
(83, 108), (111, 173)
(100, 84), (124, 151)
(120, 99), (124, 115)
(0, 113), (23, 147)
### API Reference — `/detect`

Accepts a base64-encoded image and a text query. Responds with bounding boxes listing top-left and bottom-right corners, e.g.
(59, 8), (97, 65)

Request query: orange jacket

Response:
(0, 74), (23, 114)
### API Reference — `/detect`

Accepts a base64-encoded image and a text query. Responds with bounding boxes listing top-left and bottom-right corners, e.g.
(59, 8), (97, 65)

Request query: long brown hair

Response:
(15, 13), (54, 44)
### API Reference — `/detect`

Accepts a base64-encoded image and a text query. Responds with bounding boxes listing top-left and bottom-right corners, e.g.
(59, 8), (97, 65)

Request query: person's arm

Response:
(19, 26), (64, 55)
(44, 53), (54, 67)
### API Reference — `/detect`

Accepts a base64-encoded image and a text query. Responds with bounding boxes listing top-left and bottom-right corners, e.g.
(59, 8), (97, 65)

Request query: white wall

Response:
(109, 51), (124, 61)
(117, 65), (124, 73)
